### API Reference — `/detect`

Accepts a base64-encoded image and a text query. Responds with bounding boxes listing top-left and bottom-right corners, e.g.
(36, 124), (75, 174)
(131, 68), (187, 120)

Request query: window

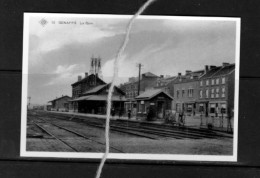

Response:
(210, 104), (216, 113)
(199, 90), (203, 98)
(200, 81), (203, 86)
(216, 88), (219, 98)
(182, 90), (185, 97)
(206, 89), (209, 98)
(211, 88), (215, 98)
(216, 78), (219, 85)
(177, 90), (180, 98)
(222, 87), (226, 97)
(139, 102), (146, 113)
(188, 88), (194, 97)
(222, 77), (226, 84)
(220, 103), (227, 114)
(206, 80), (209, 86)
(211, 79), (215, 85)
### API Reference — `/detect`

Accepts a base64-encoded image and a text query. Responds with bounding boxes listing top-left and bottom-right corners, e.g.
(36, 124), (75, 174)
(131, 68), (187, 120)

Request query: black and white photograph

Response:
(21, 13), (240, 161)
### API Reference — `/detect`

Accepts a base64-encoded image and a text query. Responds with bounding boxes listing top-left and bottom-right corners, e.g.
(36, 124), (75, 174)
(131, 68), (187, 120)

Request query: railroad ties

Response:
(30, 111), (232, 141)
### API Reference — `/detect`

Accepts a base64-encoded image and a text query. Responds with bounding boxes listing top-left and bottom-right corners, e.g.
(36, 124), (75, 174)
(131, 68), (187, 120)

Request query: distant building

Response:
(198, 63), (235, 117)
(49, 95), (71, 112)
(153, 75), (177, 97)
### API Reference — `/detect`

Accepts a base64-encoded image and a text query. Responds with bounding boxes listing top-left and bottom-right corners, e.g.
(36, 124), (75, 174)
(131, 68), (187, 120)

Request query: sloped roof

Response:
(71, 74), (106, 86)
(71, 95), (126, 101)
(135, 89), (173, 100)
(199, 66), (222, 79)
(83, 84), (107, 95)
(142, 72), (158, 78)
(211, 64), (235, 77)
(48, 95), (71, 103)
(82, 83), (125, 96)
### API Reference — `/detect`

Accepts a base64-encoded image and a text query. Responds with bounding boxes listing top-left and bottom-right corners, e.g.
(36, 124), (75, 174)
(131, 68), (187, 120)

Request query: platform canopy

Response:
(71, 95), (126, 102)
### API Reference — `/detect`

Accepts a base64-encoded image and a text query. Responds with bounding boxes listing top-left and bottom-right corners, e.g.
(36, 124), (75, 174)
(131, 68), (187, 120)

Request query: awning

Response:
(71, 95), (126, 102)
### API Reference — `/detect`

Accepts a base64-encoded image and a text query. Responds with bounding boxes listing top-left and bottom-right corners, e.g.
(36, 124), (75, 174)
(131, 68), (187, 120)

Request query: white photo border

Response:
(21, 13), (240, 162)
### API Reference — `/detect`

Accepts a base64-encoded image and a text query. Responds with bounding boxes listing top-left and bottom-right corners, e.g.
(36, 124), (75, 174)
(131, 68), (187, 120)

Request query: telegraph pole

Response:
(136, 63), (143, 96)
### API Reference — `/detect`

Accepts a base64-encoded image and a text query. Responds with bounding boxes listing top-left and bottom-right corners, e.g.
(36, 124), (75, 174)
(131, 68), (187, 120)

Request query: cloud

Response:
(29, 16), (122, 52)
(45, 64), (81, 86)
(102, 43), (169, 79)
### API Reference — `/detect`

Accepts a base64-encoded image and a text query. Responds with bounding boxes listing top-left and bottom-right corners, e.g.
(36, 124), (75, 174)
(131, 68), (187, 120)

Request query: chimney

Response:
(222, 62), (229, 67)
(210, 65), (216, 69)
(204, 65), (209, 73)
(85, 72), (88, 78)
(185, 70), (192, 75)
(160, 75), (164, 78)
(78, 75), (82, 81)
(178, 73), (182, 81)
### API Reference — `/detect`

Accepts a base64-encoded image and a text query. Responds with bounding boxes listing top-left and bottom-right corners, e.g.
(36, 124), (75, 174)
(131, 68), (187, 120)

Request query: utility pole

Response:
(136, 63), (143, 96)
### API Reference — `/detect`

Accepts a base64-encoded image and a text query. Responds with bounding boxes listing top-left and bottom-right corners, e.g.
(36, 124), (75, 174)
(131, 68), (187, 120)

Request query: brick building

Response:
(172, 70), (204, 115)
(70, 73), (106, 112)
(198, 63), (235, 117)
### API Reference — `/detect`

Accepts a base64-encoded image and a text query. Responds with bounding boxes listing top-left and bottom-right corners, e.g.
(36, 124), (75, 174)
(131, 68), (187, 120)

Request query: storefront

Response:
(196, 101), (209, 117)
(209, 101), (227, 117)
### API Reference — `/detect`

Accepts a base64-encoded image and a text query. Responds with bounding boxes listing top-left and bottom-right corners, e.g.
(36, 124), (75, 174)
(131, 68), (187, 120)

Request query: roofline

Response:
(210, 65), (235, 78)
(135, 90), (173, 100)
(71, 74), (106, 86)
(48, 95), (71, 102)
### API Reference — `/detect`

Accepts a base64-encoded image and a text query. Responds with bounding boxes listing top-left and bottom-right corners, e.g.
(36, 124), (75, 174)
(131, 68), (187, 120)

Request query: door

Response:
(157, 101), (165, 119)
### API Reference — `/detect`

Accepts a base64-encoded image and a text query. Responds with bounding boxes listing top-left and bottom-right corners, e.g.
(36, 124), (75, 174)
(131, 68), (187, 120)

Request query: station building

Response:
(70, 72), (126, 114)
(135, 89), (173, 120)
(72, 83), (126, 114)
(70, 73), (106, 112)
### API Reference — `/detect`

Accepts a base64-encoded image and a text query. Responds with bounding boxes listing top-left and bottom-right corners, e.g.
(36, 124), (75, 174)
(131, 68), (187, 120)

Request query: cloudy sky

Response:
(26, 14), (238, 105)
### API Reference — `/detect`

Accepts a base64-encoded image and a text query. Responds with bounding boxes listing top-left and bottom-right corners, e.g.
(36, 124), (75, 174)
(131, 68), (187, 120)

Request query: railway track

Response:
(30, 116), (124, 153)
(32, 111), (232, 140)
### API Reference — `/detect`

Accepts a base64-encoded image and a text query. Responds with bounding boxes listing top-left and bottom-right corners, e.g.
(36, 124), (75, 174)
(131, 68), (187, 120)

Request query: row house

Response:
(172, 70), (204, 115)
(198, 63), (235, 117)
